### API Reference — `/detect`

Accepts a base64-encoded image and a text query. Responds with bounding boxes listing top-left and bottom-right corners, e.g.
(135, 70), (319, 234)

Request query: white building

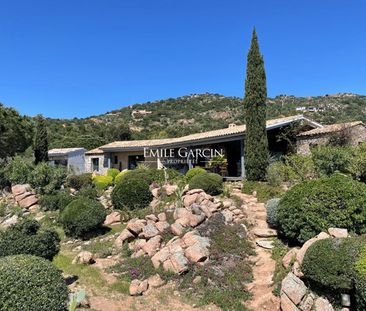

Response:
(48, 148), (86, 174)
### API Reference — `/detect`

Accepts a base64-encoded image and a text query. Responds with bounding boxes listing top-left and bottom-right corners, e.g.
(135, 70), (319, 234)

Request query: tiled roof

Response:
(98, 115), (308, 151)
(48, 148), (86, 156)
(85, 148), (104, 155)
(298, 121), (364, 137)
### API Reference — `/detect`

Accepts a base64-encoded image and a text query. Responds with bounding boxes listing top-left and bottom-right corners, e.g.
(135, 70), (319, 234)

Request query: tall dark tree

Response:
(34, 116), (49, 164)
(244, 29), (269, 181)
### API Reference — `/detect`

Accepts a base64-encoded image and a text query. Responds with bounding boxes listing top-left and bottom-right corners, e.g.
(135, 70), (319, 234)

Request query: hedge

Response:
(189, 172), (223, 195)
(186, 167), (206, 181)
(92, 175), (113, 190)
(0, 255), (68, 311)
(39, 191), (73, 211)
(66, 173), (92, 190)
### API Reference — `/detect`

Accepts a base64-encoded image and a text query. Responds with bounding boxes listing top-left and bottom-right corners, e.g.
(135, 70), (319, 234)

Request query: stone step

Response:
(253, 228), (277, 238)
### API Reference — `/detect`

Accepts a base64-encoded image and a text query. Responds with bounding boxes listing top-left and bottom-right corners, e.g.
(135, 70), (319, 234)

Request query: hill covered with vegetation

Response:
(2, 92), (366, 153)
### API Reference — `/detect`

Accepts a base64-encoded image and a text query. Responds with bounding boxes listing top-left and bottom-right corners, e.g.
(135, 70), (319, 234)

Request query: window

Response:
(92, 158), (99, 171)
(114, 155), (118, 165)
(128, 155), (145, 169)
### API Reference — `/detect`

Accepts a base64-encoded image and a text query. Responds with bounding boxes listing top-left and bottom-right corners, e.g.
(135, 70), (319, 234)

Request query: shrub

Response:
(39, 191), (73, 211)
(107, 168), (120, 180)
(4, 156), (33, 184)
(302, 238), (364, 292)
(111, 175), (153, 210)
(117, 168), (180, 186)
(186, 167), (206, 181)
(92, 175), (113, 190)
(66, 173), (92, 190)
(29, 162), (67, 194)
(0, 254), (68, 311)
(266, 162), (287, 186)
(115, 170), (129, 184)
(189, 172), (223, 195)
(0, 158), (10, 189)
(266, 198), (280, 228)
(349, 143), (366, 182)
(242, 181), (284, 203)
(0, 219), (60, 260)
(311, 145), (353, 176)
(75, 185), (98, 200)
(355, 244), (366, 310)
(60, 198), (106, 238)
(277, 173), (366, 244)
(283, 154), (317, 184)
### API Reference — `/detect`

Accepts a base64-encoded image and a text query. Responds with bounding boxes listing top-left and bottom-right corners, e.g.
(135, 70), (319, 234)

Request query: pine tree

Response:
(34, 116), (49, 164)
(244, 29), (269, 181)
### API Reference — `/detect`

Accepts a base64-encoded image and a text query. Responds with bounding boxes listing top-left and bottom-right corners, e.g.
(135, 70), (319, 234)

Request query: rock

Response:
(129, 239), (147, 252)
(131, 249), (145, 258)
(164, 251), (189, 274)
(126, 219), (146, 235)
(28, 205), (39, 213)
(200, 205), (212, 218)
(298, 293), (315, 311)
(155, 221), (170, 233)
(232, 209), (242, 215)
(140, 223), (159, 239)
(186, 189), (204, 195)
(221, 210), (233, 223)
(72, 251), (94, 265)
(314, 297), (334, 311)
(171, 222), (184, 236)
(253, 228), (277, 238)
(175, 215), (191, 227)
(147, 274), (165, 288)
(151, 247), (170, 269)
(222, 199), (232, 209)
(282, 248), (299, 269)
(328, 228), (348, 238)
(163, 184), (178, 196)
(141, 235), (162, 257)
(157, 212), (167, 222)
(151, 188), (160, 198)
(192, 276), (202, 284)
(18, 195), (38, 209)
(292, 261), (304, 278)
(104, 211), (121, 225)
(174, 208), (191, 220)
(281, 293), (300, 311)
(138, 279), (149, 294)
(1, 215), (19, 228)
(11, 184), (29, 196)
(115, 229), (135, 247)
(256, 240), (274, 249)
(145, 214), (158, 222)
(129, 279), (141, 296)
(14, 191), (32, 202)
(149, 198), (160, 210)
(185, 243), (209, 263)
(183, 193), (199, 208)
(281, 272), (307, 305)
(191, 203), (202, 215)
(296, 232), (329, 265)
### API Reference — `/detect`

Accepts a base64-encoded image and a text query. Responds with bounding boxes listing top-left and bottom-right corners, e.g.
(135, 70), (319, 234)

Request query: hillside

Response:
(44, 92), (366, 150)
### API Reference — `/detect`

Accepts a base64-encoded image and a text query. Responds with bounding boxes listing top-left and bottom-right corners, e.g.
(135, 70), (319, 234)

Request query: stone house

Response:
(297, 121), (366, 155)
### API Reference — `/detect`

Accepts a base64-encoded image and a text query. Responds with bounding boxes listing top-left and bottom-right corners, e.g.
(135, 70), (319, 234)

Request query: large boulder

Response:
(11, 184), (29, 196)
(141, 235), (162, 257)
(72, 251), (94, 265)
(281, 272), (307, 305)
(126, 219), (146, 235)
(139, 223), (159, 239)
(115, 229), (135, 247)
(18, 195), (38, 209)
(104, 211), (121, 225)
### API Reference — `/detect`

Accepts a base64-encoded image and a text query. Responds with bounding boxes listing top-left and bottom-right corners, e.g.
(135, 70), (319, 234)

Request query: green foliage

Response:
(30, 162), (67, 194)
(117, 167), (180, 186)
(0, 219), (60, 260)
(60, 198), (106, 238)
(0, 104), (33, 159)
(33, 116), (49, 164)
(185, 167), (206, 181)
(266, 162), (287, 186)
(4, 156), (34, 184)
(302, 238), (364, 292)
(107, 168), (120, 180)
(76, 185), (98, 200)
(277, 173), (366, 244)
(92, 175), (113, 190)
(244, 29), (269, 181)
(348, 143), (366, 182)
(0, 254), (68, 311)
(0, 159), (10, 189)
(242, 181), (284, 203)
(312, 145), (353, 176)
(355, 244), (366, 310)
(283, 154), (317, 183)
(39, 190), (74, 211)
(271, 239), (291, 296)
(111, 175), (153, 210)
(114, 170), (129, 184)
(266, 198), (280, 228)
(66, 173), (92, 190)
(189, 172), (223, 195)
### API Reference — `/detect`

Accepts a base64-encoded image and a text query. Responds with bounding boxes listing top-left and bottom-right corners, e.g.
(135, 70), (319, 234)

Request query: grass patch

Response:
(242, 181), (284, 203)
(271, 238), (290, 296)
(83, 240), (114, 258)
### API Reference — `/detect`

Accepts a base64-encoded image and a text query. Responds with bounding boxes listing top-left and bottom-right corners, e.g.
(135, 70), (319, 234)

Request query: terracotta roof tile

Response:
(298, 121), (364, 137)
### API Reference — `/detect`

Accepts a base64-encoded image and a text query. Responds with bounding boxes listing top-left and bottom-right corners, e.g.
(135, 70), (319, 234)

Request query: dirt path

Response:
(232, 190), (280, 311)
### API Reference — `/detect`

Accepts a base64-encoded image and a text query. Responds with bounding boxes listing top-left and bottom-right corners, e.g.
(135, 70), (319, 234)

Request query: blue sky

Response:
(0, 0), (365, 118)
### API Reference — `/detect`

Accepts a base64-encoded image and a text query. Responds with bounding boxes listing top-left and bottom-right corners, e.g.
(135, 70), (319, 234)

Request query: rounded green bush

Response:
(355, 245), (366, 310)
(111, 175), (153, 210)
(277, 173), (366, 243)
(39, 190), (73, 211)
(66, 173), (92, 190)
(92, 175), (113, 190)
(302, 238), (364, 292)
(117, 168), (179, 185)
(266, 198), (280, 228)
(189, 172), (223, 195)
(60, 198), (106, 238)
(186, 167), (206, 181)
(0, 219), (60, 260)
(115, 170), (129, 184)
(0, 254), (68, 311)
(107, 168), (120, 180)
(29, 162), (67, 194)
(75, 185), (98, 200)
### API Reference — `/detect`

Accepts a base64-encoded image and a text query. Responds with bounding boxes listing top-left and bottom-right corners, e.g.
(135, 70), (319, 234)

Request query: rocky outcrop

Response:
(11, 184), (38, 209)
(72, 251), (95, 265)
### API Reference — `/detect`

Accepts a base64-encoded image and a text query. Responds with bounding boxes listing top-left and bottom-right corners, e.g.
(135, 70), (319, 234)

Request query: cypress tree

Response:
(244, 29), (269, 181)
(34, 116), (49, 164)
